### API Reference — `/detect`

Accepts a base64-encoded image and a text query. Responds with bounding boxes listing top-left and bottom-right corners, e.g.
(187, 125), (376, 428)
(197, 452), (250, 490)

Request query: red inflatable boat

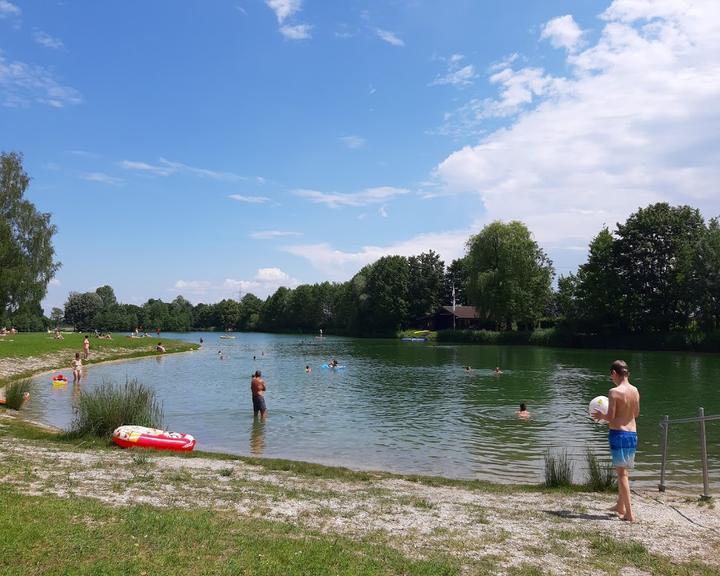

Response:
(112, 425), (196, 452)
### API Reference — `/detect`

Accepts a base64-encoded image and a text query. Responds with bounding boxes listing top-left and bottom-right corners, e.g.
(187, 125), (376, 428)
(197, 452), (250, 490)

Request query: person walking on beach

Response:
(592, 359), (640, 522)
(83, 335), (90, 359)
(251, 370), (267, 420)
(72, 352), (82, 384)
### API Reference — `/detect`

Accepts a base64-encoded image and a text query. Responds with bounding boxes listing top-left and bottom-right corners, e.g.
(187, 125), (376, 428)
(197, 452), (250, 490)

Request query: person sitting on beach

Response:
(517, 403), (530, 419)
(72, 352), (82, 384)
(156, 342), (165, 353)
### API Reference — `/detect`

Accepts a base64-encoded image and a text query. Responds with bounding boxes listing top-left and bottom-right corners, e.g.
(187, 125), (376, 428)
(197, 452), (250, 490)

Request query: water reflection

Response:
(250, 419), (266, 456)
(22, 332), (720, 489)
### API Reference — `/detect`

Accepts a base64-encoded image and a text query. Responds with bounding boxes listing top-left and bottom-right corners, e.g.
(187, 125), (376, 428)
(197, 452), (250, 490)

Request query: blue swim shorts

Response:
(608, 430), (637, 469)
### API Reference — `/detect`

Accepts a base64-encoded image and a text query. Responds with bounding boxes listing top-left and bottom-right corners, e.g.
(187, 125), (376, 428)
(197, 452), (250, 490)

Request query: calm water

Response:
(25, 333), (720, 489)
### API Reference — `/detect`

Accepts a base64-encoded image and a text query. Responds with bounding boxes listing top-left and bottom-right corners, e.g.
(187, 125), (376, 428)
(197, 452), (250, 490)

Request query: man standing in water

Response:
(593, 359), (640, 522)
(251, 370), (267, 420)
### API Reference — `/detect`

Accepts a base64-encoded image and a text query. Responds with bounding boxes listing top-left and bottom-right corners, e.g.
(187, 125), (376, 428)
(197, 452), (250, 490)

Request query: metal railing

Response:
(659, 407), (719, 499)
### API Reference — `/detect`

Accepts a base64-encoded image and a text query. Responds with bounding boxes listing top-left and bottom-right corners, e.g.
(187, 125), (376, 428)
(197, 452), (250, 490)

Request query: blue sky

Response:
(1, 0), (719, 313)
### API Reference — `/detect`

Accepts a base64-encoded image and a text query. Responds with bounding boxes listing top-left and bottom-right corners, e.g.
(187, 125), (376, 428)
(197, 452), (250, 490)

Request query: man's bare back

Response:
(607, 381), (639, 431)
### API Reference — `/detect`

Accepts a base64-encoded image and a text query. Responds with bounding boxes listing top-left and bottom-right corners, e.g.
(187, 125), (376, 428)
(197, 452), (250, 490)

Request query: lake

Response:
(25, 332), (720, 490)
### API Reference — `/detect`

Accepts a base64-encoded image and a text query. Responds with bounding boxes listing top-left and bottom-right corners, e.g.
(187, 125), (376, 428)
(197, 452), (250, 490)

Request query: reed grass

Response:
(544, 449), (574, 488)
(1, 378), (32, 410)
(70, 378), (164, 437)
(584, 449), (616, 492)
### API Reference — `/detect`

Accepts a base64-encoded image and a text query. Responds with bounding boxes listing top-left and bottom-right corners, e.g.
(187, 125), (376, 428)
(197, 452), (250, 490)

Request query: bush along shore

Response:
(437, 327), (720, 352)
(1, 414), (719, 576)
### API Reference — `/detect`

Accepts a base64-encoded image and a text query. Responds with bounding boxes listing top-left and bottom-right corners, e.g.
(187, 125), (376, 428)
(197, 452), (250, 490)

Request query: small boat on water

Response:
(219, 335), (236, 339)
(112, 425), (196, 452)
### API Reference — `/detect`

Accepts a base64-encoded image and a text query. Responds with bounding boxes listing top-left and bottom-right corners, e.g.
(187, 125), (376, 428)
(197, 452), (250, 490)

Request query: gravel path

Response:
(1, 412), (718, 575)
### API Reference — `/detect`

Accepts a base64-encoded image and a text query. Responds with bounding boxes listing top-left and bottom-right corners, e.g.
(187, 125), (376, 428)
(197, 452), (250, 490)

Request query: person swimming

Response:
(517, 402), (530, 418)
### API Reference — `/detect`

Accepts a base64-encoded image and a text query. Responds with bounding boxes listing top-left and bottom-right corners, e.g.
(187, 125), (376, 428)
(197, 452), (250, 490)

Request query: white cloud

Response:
(121, 158), (245, 181)
(431, 64), (477, 87)
(229, 194), (271, 203)
(48, 278), (61, 286)
(79, 172), (123, 186)
(266, 0), (310, 41)
(254, 267), (289, 282)
(120, 160), (175, 176)
(0, 51), (82, 108)
(375, 28), (405, 46)
(489, 52), (519, 71)
(282, 228), (470, 279)
(434, 0), (720, 255)
(293, 186), (409, 208)
(378, 206), (388, 218)
(0, 0), (20, 18)
(541, 14), (584, 51)
(250, 230), (302, 239)
(280, 23), (312, 40)
(173, 268), (299, 301)
(174, 280), (211, 293)
(34, 31), (64, 50)
(340, 135), (366, 149)
(265, 0), (301, 24)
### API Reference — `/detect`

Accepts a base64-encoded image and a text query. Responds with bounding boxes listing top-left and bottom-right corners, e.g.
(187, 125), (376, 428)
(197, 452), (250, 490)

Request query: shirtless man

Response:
(83, 335), (90, 359)
(593, 359), (640, 522)
(251, 370), (267, 420)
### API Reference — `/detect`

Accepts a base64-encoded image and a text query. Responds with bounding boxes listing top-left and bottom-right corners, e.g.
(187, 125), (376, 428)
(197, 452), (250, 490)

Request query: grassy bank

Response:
(0, 332), (198, 383)
(437, 327), (720, 352)
(1, 415), (719, 576)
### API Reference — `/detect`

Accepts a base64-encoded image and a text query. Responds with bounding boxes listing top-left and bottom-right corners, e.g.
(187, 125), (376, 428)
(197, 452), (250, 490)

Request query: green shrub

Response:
(70, 378), (164, 437)
(585, 449), (616, 492)
(2, 378), (32, 410)
(544, 449), (574, 488)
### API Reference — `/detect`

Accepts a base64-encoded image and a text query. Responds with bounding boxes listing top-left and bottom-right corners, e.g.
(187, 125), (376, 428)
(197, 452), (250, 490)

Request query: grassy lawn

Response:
(0, 332), (198, 383)
(0, 486), (461, 576)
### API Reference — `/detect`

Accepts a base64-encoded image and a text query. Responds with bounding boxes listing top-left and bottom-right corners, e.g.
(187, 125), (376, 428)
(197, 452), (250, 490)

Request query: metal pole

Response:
(698, 407), (711, 500)
(659, 415), (669, 492)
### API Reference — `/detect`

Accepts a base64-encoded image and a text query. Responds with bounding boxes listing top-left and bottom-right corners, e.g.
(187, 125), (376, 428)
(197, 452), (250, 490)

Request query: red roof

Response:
(440, 305), (479, 319)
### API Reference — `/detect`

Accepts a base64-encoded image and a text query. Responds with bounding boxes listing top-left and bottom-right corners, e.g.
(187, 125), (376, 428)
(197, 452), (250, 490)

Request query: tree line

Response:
(3, 151), (720, 343)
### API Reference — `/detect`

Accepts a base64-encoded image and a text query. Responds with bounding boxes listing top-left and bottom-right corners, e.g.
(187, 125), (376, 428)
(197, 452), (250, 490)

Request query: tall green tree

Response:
(614, 203), (705, 333)
(0, 152), (60, 322)
(465, 221), (554, 330)
(362, 255), (411, 335)
(442, 257), (469, 306)
(694, 218), (720, 331)
(64, 292), (103, 331)
(238, 293), (263, 331)
(408, 250), (445, 321)
(572, 227), (623, 332)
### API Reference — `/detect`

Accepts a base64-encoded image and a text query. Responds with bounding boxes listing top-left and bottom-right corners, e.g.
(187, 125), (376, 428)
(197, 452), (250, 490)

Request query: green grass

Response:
(553, 530), (720, 576)
(0, 486), (461, 576)
(70, 378), (164, 437)
(544, 450), (574, 488)
(585, 449), (616, 492)
(1, 378), (32, 410)
(0, 332), (198, 384)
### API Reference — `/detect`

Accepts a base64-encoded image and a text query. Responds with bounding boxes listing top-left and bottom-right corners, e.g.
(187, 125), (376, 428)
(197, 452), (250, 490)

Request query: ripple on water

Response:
(23, 333), (720, 489)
